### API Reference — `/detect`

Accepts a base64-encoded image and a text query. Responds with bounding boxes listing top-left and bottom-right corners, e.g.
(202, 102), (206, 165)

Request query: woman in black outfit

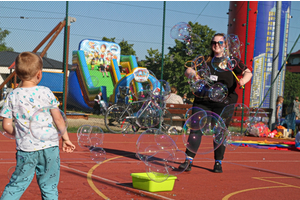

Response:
(179, 33), (253, 173)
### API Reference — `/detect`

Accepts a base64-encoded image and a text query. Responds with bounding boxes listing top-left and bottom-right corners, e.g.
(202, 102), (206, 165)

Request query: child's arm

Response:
(2, 118), (15, 136)
(276, 105), (280, 122)
(51, 108), (75, 153)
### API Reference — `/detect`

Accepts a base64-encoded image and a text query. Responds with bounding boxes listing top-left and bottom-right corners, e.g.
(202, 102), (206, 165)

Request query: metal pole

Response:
(241, 1), (250, 134)
(159, 1), (166, 129)
(160, 1), (166, 82)
(62, 1), (69, 113)
(269, 1), (281, 129)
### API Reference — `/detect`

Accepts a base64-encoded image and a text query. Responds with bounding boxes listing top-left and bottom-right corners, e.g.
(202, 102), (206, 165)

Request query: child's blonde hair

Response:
(15, 52), (43, 81)
(276, 96), (284, 104)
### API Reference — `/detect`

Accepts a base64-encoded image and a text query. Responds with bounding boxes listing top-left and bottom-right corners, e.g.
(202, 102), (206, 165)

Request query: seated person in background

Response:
(93, 91), (107, 115)
(182, 93), (192, 104)
(99, 64), (109, 77)
(165, 86), (183, 104)
(165, 86), (184, 131)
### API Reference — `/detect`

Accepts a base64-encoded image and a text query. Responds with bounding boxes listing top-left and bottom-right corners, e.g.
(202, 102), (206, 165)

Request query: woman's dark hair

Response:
(206, 33), (226, 63)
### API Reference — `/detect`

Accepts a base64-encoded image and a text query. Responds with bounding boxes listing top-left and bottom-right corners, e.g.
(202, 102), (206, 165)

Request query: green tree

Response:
(101, 37), (136, 56)
(143, 48), (163, 78)
(0, 28), (14, 51)
(118, 39), (136, 56)
(101, 37), (116, 43)
(283, 70), (300, 113)
(144, 22), (216, 97)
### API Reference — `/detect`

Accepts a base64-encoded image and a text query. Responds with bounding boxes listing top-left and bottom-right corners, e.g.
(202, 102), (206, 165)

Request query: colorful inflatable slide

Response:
(67, 39), (158, 112)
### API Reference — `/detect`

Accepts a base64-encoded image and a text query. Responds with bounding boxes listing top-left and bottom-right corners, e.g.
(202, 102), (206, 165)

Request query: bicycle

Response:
(104, 87), (173, 134)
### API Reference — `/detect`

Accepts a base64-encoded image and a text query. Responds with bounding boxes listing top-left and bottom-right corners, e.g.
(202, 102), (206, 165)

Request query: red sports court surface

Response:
(0, 133), (300, 200)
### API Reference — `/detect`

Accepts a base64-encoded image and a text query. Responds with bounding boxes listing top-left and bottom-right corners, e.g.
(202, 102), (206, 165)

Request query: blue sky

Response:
(1, 1), (300, 63)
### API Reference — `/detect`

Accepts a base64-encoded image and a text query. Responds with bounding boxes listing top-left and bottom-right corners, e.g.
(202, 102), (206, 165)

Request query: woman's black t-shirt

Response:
(193, 56), (246, 105)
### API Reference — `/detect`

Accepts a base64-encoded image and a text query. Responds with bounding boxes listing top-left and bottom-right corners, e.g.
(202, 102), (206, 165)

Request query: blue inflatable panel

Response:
(39, 72), (63, 92)
(67, 71), (93, 112)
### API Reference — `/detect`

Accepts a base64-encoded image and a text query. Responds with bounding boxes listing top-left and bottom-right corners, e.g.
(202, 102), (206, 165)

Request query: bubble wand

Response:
(223, 44), (245, 89)
(231, 70), (244, 89)
(218, 57), (244, 89)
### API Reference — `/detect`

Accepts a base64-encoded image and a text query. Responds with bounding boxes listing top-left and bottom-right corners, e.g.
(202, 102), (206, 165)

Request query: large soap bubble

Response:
(136, 100), (160, 129)
(170, 22), (192, 41)
(0, 105), (29, 140)
(136, 128), (187, 182)
(208, 82), (228, 102)
(220, 103), (250, 150)
(30, 106), (67, 142)
(77, 125), (92, 149)
(227, 34), (243, 60)
(182, 111), (227, 155)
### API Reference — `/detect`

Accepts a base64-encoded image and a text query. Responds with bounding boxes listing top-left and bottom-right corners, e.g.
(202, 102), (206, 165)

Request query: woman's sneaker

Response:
(213, 161), (223, 173)
(179, 159), (192, 172)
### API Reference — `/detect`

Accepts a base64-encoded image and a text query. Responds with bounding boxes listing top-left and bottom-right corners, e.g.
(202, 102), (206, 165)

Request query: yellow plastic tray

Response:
(131, 172), (177, 192)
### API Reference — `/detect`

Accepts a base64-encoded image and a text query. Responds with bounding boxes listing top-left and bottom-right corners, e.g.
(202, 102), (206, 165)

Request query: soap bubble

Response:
(170, 22), (192, 41)
(90, 147), (106, 164)
(87, 76), (99, 87)
(77, 125), (92, 149)
(0, 106), (30, 140)
(30, 106), (67, 142)
(182, 111), (227, 155)
(208, 82), (228, 102)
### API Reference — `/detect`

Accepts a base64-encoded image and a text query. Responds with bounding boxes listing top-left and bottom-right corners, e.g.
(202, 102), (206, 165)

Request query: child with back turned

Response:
(0, 52), (75, 200)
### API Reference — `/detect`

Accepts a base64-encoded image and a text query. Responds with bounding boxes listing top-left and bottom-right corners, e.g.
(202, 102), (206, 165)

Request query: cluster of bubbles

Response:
(226, 34), (244, 60)
(77, 125), (106, 163)
(102, 69), (189, 181)
(182, 33), (250, 103)
(185, 55), (229, 103)
(136, 128), (187, 182)
(210, 34), (245, 73)
(182, 103), (271, 153)
(182, 108), (227, 154)
(132, 99), (272, 182)
(170, 22), (200, 56)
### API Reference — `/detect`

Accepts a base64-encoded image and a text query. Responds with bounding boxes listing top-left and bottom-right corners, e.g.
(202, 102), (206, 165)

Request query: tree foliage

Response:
(283, 70), (300, 110)
(119, 39), (136, 56)
(0, 28), (14, 51)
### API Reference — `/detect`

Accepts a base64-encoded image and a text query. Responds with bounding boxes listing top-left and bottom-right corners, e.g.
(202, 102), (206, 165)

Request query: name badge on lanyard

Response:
(210, 75), (218, 81)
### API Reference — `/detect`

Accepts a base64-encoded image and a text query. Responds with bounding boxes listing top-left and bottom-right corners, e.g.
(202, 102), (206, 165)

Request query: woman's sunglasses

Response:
(211, 41), (224, 46)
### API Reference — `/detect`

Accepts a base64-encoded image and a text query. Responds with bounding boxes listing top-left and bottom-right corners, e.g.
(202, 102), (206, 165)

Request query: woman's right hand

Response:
(185, 68), (200, 81)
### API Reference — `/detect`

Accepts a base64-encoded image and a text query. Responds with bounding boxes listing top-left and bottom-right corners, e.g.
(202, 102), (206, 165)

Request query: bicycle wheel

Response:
(104, 104), (134, 134)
